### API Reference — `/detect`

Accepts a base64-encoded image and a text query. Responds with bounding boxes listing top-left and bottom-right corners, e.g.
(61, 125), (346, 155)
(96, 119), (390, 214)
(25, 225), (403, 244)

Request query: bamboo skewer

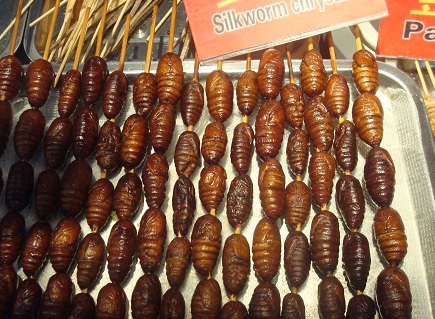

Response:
(8, 0), (24, 55)
(118, 14), (131, 72)
(327, 32), (338, 75)
(415, 60), (435, 138)
(43, 0), (62, 61)
(145, 0), (181, 42)
(29, 0), (68, 27)
(0, 0), (36, 42)
(285, 43), (294, 84)
(95, 0), (109, 57)
(353, 25), (363, 51)
(144, 4), (158, 73)
(424, 61), (435, 90)
(167, 0), (178, 53)
(307, 37), (314, 51)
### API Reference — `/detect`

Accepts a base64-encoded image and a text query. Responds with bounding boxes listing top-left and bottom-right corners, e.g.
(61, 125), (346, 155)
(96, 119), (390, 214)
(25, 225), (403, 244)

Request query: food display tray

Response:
(1, 60), (435, 318)
(0, 0), (28, 57)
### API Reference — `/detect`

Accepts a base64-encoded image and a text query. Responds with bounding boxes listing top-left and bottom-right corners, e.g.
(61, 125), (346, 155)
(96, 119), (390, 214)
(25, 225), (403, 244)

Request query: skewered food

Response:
(343, 232), (371, 292)
(181, 80), (204, 127)
(44, 117), (73, 169)
(102, 70), (128, 119)
(81, 56), (108, 107)
(334, 120), (357, 173)
(77, 232), (105, 291)
(96, 120), (122, 171)
(199, 164), (227, 213)
(142, 152), (169, 209)
(336, 174), (365, 231)
(133, 72), (157, 117)
(252, 217), (281, 282)
(284, 230), (310, 289)
(95, 283), (127, 319)
(318, 276), (345, 319)
(284, 180), (311, 230)
(58, 69), (81, 118)
(255, 100), (285, 161)
(68, 293), (95, 319)
(346, 294), (376, 319)
(257, 48), (285, 100)
(149, 102), (176, 153)
(281, 293), (305, 319)
(308, 151), (335, 208)
(113, 173), (142, 220)
(0, 211), (25, 265)
(156, 52), (184, 105)
(26, 58), (54, 109)
(39, 273), (73, 319)
(230, 122), (254, 175)
(85, 178), (114, 231)
(172, 176), (196, 236)
(280, 83), (305, 129)
(131, 274), (161, 319)
(201, 121), (228, 165)
(286, 129), (309, 177)
(304, 95), (334, 152)
(0, 100), (12, 158)
(165, 236), (191, 288)
(226, 174), (253, 229)
(72, 107), (99, 160)
(191, 214), (222, 277)
(325, 74), (350, 118)
(174, 131), (201, 178)
(352, 93), (383, 147)
(300, 49), (327, 97)
(191, 278), (222, 319)
(160, 287), (185, 319)
(21, 221), (52, 278)
(12, 278), (42, 319)
(236, 69), (258, 116)
(14, 108), (46, 161)
(248, 282), (281, 319)
(206, 69), (234, 123)
(138, 208), (167, 274)
(352, 49), (379, 94)
(0, 55), (23, 101)
(258, 158), (286, 220)
(120, 114), (149, 170)
(0, 264), (17, 318)
(5, 161), (34, 212)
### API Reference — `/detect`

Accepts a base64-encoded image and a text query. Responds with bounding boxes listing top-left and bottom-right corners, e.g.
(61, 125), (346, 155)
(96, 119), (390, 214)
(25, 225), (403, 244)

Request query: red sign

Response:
(184, 0), (388, 64)
(377, 0), (435, 59)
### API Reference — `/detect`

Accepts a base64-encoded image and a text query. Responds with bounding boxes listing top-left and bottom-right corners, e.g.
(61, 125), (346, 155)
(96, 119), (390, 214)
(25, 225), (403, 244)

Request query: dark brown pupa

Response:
(44, 117), (73, 169)
(325, 74), (350, 118)
(191, 278), (222, 319)
(120, 114), (149, 170)
(352, 93), (383, 147)
(85, 178), (114, 232)
(286, 128), (309, 177)
(14, 108), (46, 161)
(284, 180), (311, 230)
(81, 55), (108, 107)
(142, 152), (169, 209)
(304, 95), (334, 152)
(346, 294), (376, 319)
(230, 122), (254, 175)
(96, 120), (122, 171)
(280, 83), (305, 129)
(76, 232), (105, 291)
(226, 174), (253, 229)
(5, 160), (34, 212)
(0, 55), (23, 101)
(72, 107), (99, 160)
(221, 300), (248, 319)
(284, 230), (311, 289)
(160, 287), (185, 319)
(0, 211), (25, 265)
(308, 151), (335, 208)
(138, 208), (167, 274)
(352, 49), (379, 94)
(281, 292), (305, 319)
(165, 236), (191, 288)
(102, 70), (129, 119)
(0, 100), (12, 158)
(318, 276), (346, 319)
(131, 273), (162, 319)
(236, 69), (259, 116)
(206, 69), (234, 123)
(248, 282), (281, 319)
(0, 264), (17, 318)
(255, 100), (285, 161)
(26, 58), (54, 109)
(180, 80), (204, 127)
(299, 49), (327, 97)
(156, 52), (184, 105)
(39, 273), (73, 319)
(95, 283), (127, 319)
(113, 173), (142, 221)
(336, 174), (365, 231)
(57, 69), (81, 118)
(199, 164), (227, 213)
(68, 293), (96, 319)
(174, 130), (201, 178)
(257, 48), (285, 100)
(133, 72), (157, 117)
(334, 120), (357, 173)
(34, 169), (60, 221)
(201, 121), (228, 165)
(149, 102), (176, 153)
(172, 176), (196, 237)
(12, 278), (42, 319)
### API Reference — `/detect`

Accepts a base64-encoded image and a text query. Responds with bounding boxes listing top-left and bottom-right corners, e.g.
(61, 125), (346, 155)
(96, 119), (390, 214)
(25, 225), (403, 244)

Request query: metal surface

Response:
(1, 60), (434, 318)
(0, 0), (28, 57)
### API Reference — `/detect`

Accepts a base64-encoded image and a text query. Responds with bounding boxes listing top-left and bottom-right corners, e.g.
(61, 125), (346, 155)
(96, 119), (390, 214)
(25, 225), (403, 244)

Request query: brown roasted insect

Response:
(308, 151), (335, 208)
(352, 49), (379, 94)
(113, 173), (142, 220)
(160, 287), (185, 319)
(343, 232), (371, 293)
(226, 174), (253, 229)
(376, 267), (412, 319)
(310, 210), (340, 275)
(21, 221), (52, 278)
(336, 174), (365, 231)
(85, 178), (114, 231)
(222, 233), (250, 296)
(172, 176), (196, 236)
(131, 274), (161, 319)
(156, 52), (184, 105)
(180, 80), (204, 127)
(0, 55), (23, 101)
(352, 93), (383, 147)
(5, 160), (34, 212)
(39, 273), (73, 319)
(120, 114), (149, 170)
(49, 218), (81, 273)
(149, 102), (176, 153)
(255, 100), (285, 161)
(57, 69), (81, 118)
(257, 48), (285, 100)
(0, 264), (17, 318)
(284, 180), (311, 230)
(165, 236), (191, 288)
(191, 278), (222, 319)
(346, 294), (376, 319)
(284, 230), (310, 289)
(174, 131), (201, 178)
(0, 211), (25, 265)
(96, 120), (122, 171)
(299, 49), (327, 97)
(107, 219), (137, 284)
(304, 95), (334, 152)
(334, 120), (357, 173)
(14, 108), (46, 161)
(325, 74), (350, 118)
(252, 217), (281, 282)
(374, 207), (407, 266)
(138, 208), (167, 274)
(12, 278), (42, 319)
(76, 232), (105, 291)
(206, 69), (234, 123)
(236, 69), (258, 116)
(318, 276), (345, 319)
(0, 100), (12, 158)
(102, 70), (129, 119)
(133, 72), (157, 117)
(26, 58), (54, 108)
(34, 169), (60, 221)
(280, 83), (305, 129)
(81, 56), (109, 107)
(72, 107), (99, 159)
(364, 146), (395, 208)
(199, 164), (227, 213)
(281, 293), (305, 319)
(191, 214), (222, 277)
(286, 129), (309, 178)
(68, 293), (95, 319)
(95, 283), (127, 319)
(60, 159), (92, 218)
(142, 152), (169, 209)
(248, 282), (281, 319)
(258, 158), (285, 221)
(44, 117), (73, 169)
(201, 121), (228, 165)
(221, 300), (248, 319)
(230, 122), (254, 175)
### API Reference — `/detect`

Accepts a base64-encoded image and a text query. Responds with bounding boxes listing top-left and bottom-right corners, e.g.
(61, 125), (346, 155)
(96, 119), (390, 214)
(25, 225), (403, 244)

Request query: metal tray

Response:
(0, 0), (28, 57)
(2, 60), (435, 318)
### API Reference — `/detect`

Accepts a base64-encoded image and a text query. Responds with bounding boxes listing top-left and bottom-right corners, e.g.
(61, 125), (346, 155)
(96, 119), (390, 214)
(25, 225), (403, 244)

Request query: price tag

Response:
(377, 0), (435, 60)
(184, 0), (388, 64)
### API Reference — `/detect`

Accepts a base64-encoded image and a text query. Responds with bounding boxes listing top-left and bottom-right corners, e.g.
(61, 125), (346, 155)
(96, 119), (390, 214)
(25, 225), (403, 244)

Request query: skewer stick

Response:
(95, 0), (108, 57)
(167, 0), (178, 53)
(29, 0), (67, 27)
(146, 0), (181, 42)
(118, 14), (131, 71)
(285, 43), (294, 84)
(43, 0), (62, 61)
(353, 25), (363, 51)
(307, 37), (314, 51)
(246, 52), (251, 71)
(73, 7), (90, 70)
(327, 32), (338, 75)
(217, 60), (222, 71)
(0, 0), (35, 42)
(424, 61), (435, 90)
(415, 60), (435, 139)
(415, 60), (430, 97)
(144, 5), (158, 73)
(193, 51), (200, 82)
(9, 0), (24, 55)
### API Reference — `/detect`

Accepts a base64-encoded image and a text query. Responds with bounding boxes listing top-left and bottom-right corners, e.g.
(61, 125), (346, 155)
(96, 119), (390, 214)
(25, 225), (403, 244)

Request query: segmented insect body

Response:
(102, 70), (129, 119)
(81, 56), (108, 107)
(191, 278), (222, 319)
(0, 55), (23, 101)
(142, 152), (169, 209)
(325, 74), (350, 118)
(131, 274), (162, 319)
(230, 122), (254, 175)
(14, 108), (46, 161)
(280, 83), (305, 129)
(156, 52), (184, 105)
(26, 58), (54, 108)
(236, 69), (258, 116)
(0, 211), (25, 265)
(120, 114), (149, 170)
(226, 174), (253, 229)
(206, 69), (234, 123)
(96, 120), (122, 171)
(72, 107), (99, 160)
(304, 95), (334, 152)
(352, 93), (383, 147)
(133, 72), (157, 117)
(77, 232), (105, 290)
(257, 48), (285, 100)
(180, 80), (204, 127)
(299, 49), (327, 97)
(248, 282), (281, 319)
(174, 130), (201, 178)
(85, 178), (114, 231)
(352, 49), (379, 94)
(58, 69), (81, 118)
(5, 161), (34, 212)
(44, 117), (73, 169)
